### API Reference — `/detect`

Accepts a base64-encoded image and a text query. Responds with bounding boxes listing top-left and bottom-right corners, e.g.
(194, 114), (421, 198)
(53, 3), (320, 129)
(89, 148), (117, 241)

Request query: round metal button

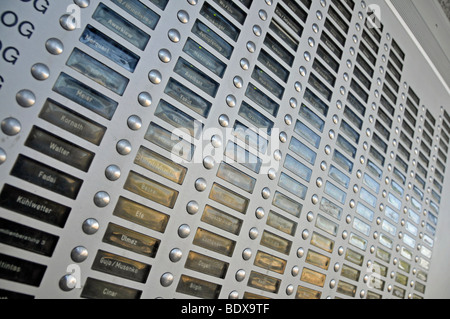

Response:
(82, 218), (99, 235)
(148, 70), (162, 84)
(235, 269), (246, 282)
(59, 274), (77, 292)
(1, 117), (21, 136)
(195, 178), (207, 192)
(186, 201), (199, 215)
(262, 187), (271, 199)
(242, 248), (252, 260)
(116, 139), (132, 155)
(249, 227), (259, 240)
(160, 273), (174, 287)
(138, 92), (152, 107)
(158, 49), (172, 63)
(178, 224), (191, 238)
(94, 191), (110, 208)
(218, 114), (230, 127)
(177, 10), (190, 23)
(16, 89), (36, 108)
(229, 291), (239, 299)
(60, 14), (77, 31)
(255, 207), (265, 219)
(71, 246), (89, 263)
(203, 156), (215, 169)
(31, 63), (50, 81)
(169, 248), (183, 262)
(168, 29), (181, 43)
(74, 0), (90, 8)
(127, 115), (142, 131)
(105, 165), (121, 181)
(46, 38), (64, 55)
(0, 148), (6, 165)
(233, 76), (243, 88)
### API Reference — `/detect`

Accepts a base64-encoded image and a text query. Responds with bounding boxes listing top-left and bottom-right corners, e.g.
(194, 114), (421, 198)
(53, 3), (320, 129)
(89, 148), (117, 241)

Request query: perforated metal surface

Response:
(0, 0), (449, 299)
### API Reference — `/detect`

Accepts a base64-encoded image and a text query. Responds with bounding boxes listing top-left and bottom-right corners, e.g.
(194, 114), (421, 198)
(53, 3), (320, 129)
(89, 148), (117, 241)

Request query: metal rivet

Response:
(297, 248), (305, 258)
(105, 165), (121, 181)
(312, 195), (319, 205)
(203, 156), (215, 170)
(127, 115), (142, 131)
(0, 148), (6, 165)
(46, 38), (64, 55)
(169, 248), (183, 262)
(59, 274), (77, 292)
(82, 218), (99, 235)
(116, 139), (132, 155)
(186, 201), (199, 215)
(211, 135), (222, 148)
(255, 207), (265, 219)
(60, 14), (77, 31)
(246, 41), (256, 53)
(249, 227), (259, 240)
(233, 76), (243, 88)
(94, 191), (110, 208)
(71, 246), (88, 263)
(218, 114), (230, 127)
(148, 70), (162, 84)
(178, 224), (191, 238)
(236, 269), (246, 282)
(31, 63), (50, 81)
(268, 168), (277, 180)
(229, 291), (239, 299)
(1, 117), (21, 136)
(195, 178), (207, 192)
(160, 273), (174, 287)
(138, 92), (152, 107)
(74, 0), (90, 7)
(168, 29), (181, 43)
(177, 10), (190, 23)
(262, 187), (271, 199)
(291, 266), (300, 276)
(240, 58), (250, 70)
(253, 25), (262, 36)
(16, 89), (36, 108)
(242, 248), (252, 260)
(158, 49), (172, 63)
(307, 212), (314, 222)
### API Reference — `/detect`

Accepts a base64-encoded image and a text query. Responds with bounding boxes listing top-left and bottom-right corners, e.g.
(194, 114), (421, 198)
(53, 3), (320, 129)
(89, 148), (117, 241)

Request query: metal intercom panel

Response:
(1, 0), (449, 299)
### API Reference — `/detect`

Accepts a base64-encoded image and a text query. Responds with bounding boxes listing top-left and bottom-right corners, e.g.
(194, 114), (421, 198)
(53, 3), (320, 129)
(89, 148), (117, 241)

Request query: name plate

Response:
(308, 73), (332, 102)
(0, 184), (71, 228)
(313, 57), (337, 87)
(67, 48), (129, 96)
(306, 250), (330, 270)
(200, 2), (240, 41)
(238, 101), (274, 135)
(11, 155), (83, 200)
(320, 197), (343, 221)
(272, 191), (303, 218)
(216, 162), (256, 194)
(176, 275), (222, 299)
(341, 264), (361, 281)
(209, 183), (249, 214)
(258, 49), (290, 83)
(212, 0), (247, 24)
(155, 99), (203, 139)
(269, 20), (299, 51)
(239, 0), (253, 9)
(321, 31), (343, 59)
(113, 197), (169, 233)
(245, 84), (280, 117)
(93, 3), (150, 50)
(296, 285), (321, 299)
(233, 121), (268, 154)
(174, 57), (219, 98)
(201, 205), (243, 235)
(251, 66), (285, 100)
(0, 217), (59, 257)
(337, 281), (356, 297)
(254, 250), (287, 275)
(282, 0), (308, 22)
(315, 214), (338, 237)
(0, 253), (46, 287)
(165, 78), (212, 118)
(53, 72), (118, 120)
(124, 171), (179, 208)
(260, 230), (292, 255)
(247, 271), (281, 294)
(264, 33), (294, 67)
(135, 146), (187, 185)
(294, 120), (321, 149)
(185, 251), (229, 279)
(39, 99), (106, 146)
(103, 223), (160, 258)
(317, 44), (339, 72)
(266, 211), (297, 236)
(183, 38), (227, 78)
(81, 277), (142, 299)
(111, 0), (160, 30)
(275, 4), (303, 36)
(80, 25), (140, 72)
(191, 20), (234, 59)
(92, 250), (151, 283)
(289, 137), (317, 165)
(311, 232), (334, 253)
(193, 228), (236, 257)
(25, 126), (95, 172)
(345, 248), (364, 266)
(278, 172), (308, 200)
(145, 122), (195, 162)
(301, 268), (326, 287)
